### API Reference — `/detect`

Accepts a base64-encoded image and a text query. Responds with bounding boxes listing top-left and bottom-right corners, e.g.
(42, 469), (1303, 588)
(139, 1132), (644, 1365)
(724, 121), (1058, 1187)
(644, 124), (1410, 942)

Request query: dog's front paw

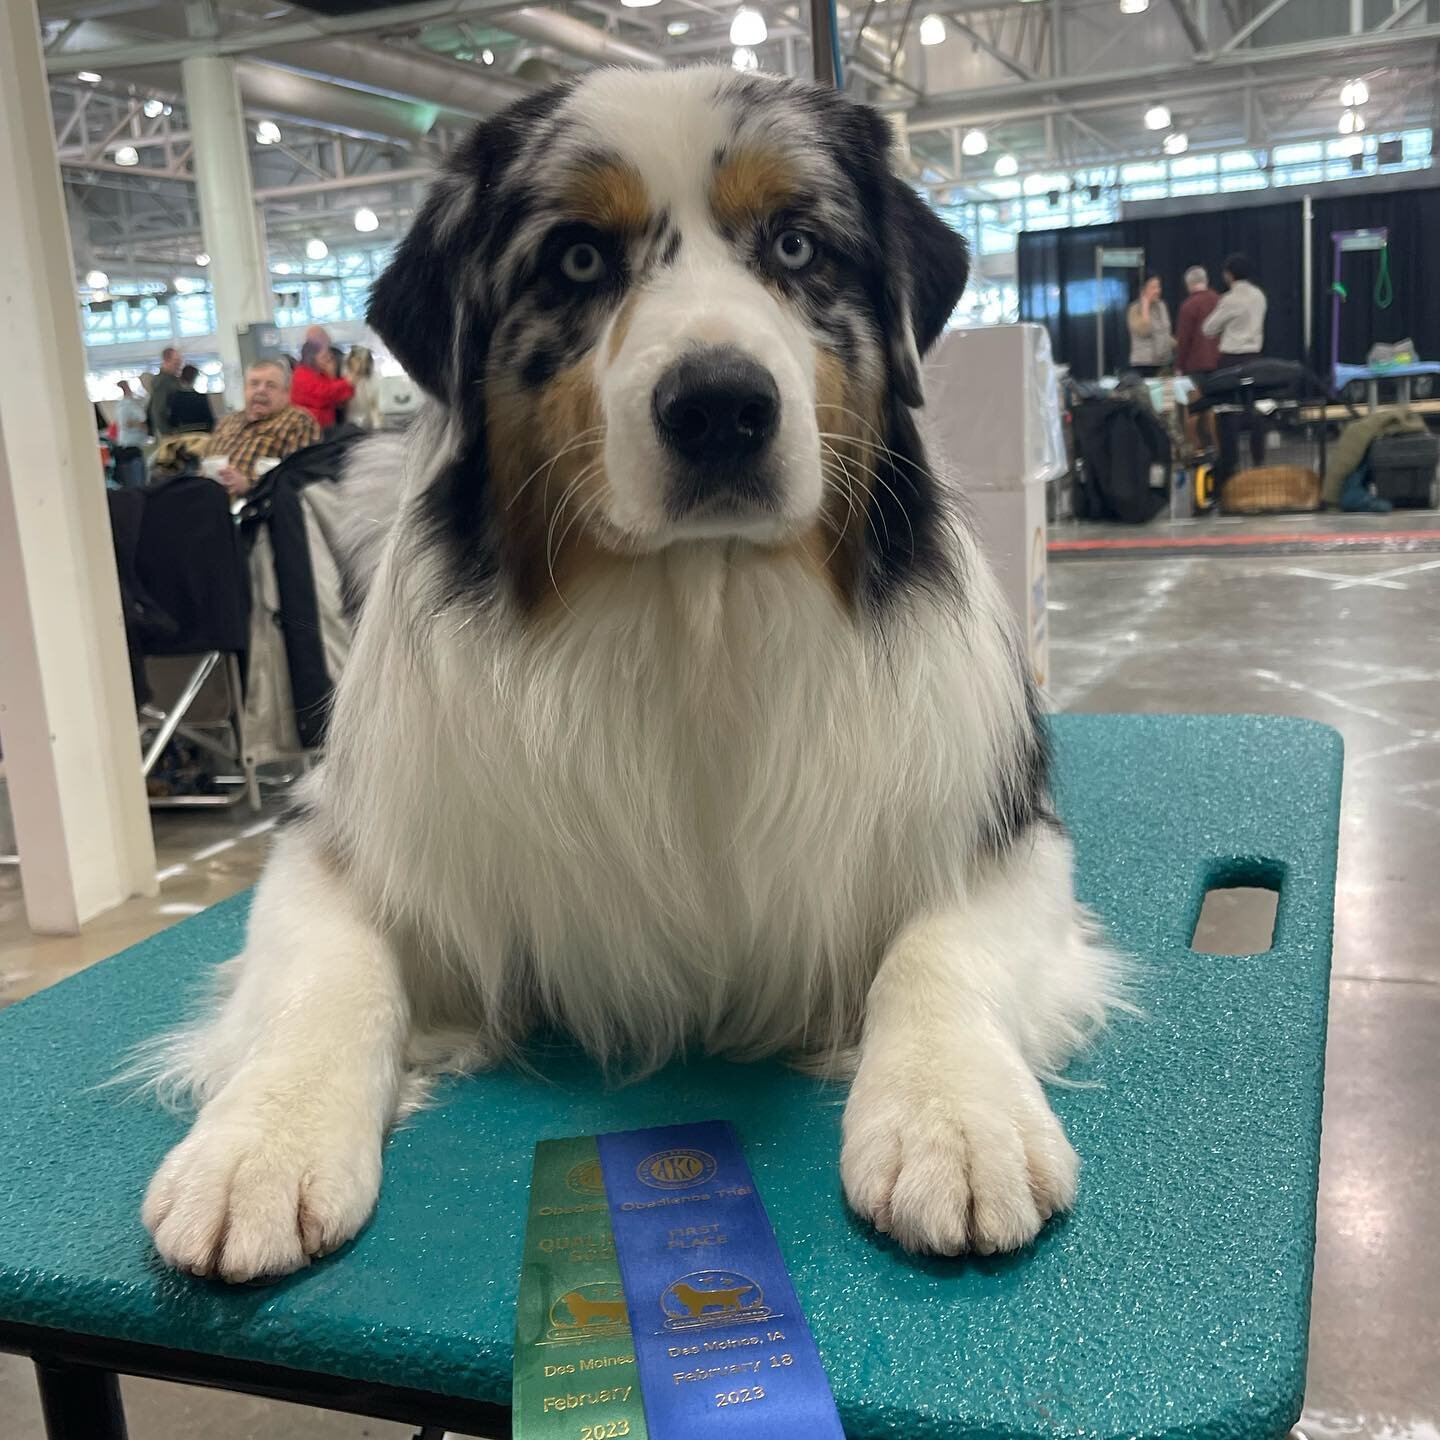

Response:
(142, 1099), (381, 1283)
(840, 1045), (1077, 1257)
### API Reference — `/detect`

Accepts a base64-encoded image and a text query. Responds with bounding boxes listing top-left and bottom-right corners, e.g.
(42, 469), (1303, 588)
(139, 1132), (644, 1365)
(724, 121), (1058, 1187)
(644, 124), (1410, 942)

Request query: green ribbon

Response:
(514, 1137), (650, 1440)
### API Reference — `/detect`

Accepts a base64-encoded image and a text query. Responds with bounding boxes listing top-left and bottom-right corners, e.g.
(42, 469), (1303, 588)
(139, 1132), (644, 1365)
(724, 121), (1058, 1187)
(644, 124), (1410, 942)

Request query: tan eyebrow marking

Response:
(711, 146), (802, 232)
(562, 158), (653, 234)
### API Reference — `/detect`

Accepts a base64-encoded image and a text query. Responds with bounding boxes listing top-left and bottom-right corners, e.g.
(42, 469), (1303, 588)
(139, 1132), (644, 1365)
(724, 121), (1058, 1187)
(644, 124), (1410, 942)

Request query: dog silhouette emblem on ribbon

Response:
(660, 1271), (777, 1331)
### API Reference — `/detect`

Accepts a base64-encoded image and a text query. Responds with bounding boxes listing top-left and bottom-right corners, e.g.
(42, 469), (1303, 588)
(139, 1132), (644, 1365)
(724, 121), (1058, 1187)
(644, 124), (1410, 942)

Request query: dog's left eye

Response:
(772, 229), (816, 271)
(559, 242), (607, 284)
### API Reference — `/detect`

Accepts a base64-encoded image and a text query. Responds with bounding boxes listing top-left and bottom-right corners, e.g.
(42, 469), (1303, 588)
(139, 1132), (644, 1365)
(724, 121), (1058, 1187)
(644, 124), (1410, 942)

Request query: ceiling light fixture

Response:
(481, 47), (495, 63)
(1119, 0), (1149, 12)
(919, 13), (947, 44)
(667, 18), (691, 34)
(1340, 79), (1369, 108)
(76, 70), (102, 83)
(1144, 103), (1171, 130)
(143, 97), (164, 118)
(622, 0), (662, 7)
(305, 237), (329, 261)
(731, 45), (759, 70)
(993, 152), (1019, 177)
(195, 252), (210, 267)
(961, 128), (989, 157)
(274, 261), (292, 275)
(354, 206), (379, 233)
(1163, 131), (1189, 155)
(256, 120), (281, 145)
(84, 269), (109, 290)
(1339, 109), (1365, 135)
(113, 145), (139, 166)
(730, 7), (767, 46)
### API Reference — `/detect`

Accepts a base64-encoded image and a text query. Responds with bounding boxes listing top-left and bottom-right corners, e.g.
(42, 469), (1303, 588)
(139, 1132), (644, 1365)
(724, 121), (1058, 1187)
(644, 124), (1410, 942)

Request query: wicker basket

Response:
(1221, 465), (1322, 515)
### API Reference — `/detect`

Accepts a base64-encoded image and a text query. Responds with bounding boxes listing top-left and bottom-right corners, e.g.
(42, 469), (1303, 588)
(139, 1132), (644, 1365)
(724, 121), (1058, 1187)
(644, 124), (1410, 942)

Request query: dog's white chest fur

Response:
(323, 538), (1019, 1067)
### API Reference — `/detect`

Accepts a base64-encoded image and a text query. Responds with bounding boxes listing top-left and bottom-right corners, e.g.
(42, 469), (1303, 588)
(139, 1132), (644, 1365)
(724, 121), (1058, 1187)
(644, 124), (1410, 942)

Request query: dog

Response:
(671, 1282), (758, 1319)
(139, 66), (1122, 1284)
(557, 1291), (629, 1328)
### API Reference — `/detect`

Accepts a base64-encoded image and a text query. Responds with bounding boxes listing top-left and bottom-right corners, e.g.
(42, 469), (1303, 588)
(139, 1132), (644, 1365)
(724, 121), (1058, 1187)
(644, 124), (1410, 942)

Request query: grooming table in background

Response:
(1334, 360), (1440, 411)
(0, 714), (1342, 1440)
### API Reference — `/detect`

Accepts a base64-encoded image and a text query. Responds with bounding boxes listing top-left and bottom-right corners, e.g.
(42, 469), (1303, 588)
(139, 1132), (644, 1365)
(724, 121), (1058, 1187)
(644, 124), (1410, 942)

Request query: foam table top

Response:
(0, 715), (1342, 1440)
(1334, 360), (1440, 386)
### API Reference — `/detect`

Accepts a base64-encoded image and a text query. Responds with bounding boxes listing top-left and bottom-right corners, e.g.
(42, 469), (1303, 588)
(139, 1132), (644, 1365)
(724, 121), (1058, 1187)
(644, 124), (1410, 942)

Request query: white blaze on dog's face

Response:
(572, 74), (825, 544)
(369, 68), (970, 612)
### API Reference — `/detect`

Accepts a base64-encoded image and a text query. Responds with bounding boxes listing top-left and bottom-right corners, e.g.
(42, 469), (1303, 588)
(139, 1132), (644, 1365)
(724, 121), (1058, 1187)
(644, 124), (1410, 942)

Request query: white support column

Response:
(181, 53), (274, 409)
(0, 0), (157, 934)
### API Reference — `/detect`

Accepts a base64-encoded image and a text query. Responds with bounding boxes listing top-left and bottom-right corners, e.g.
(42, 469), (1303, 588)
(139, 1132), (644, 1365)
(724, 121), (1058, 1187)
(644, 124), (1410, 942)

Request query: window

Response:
(1402, 129), (1432, 162)
(175, 291), (216, 336)
(1170, 154), (1217, 178)
(1169, 177), (1219, 198)
(1275, 164), (1326, 187)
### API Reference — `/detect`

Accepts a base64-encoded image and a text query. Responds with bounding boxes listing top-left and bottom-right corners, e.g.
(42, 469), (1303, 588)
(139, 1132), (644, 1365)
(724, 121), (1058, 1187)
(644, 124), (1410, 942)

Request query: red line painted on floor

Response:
(1049, 530), (1438, 552)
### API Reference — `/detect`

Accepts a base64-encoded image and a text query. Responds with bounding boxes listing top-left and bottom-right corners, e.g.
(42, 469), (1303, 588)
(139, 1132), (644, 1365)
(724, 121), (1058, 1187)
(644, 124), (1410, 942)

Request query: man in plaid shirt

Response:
(205, 359), (321, 498)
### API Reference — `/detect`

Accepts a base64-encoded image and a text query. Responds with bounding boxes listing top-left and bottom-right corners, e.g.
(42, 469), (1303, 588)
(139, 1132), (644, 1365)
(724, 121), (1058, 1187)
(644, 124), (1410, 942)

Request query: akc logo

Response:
(635, 1148), (717, 1190)
(565, 1159), (607, 1197)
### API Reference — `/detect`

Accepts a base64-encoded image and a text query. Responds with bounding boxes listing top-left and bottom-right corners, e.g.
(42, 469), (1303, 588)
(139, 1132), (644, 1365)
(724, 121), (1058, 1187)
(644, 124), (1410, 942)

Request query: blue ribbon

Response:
(595, 1121), (844, 1439)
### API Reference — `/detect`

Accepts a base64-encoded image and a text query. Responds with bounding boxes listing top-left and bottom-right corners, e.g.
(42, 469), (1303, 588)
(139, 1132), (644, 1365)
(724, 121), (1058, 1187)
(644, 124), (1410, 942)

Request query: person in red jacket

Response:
(1174, 266), (1222, 455)
(1173, 266), (1222, 378)
(290, 340), (355, 430)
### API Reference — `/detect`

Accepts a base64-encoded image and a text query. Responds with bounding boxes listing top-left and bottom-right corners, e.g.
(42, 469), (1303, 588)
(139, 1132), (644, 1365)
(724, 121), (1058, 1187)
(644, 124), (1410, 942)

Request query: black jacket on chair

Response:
(108, 473), (249, 708)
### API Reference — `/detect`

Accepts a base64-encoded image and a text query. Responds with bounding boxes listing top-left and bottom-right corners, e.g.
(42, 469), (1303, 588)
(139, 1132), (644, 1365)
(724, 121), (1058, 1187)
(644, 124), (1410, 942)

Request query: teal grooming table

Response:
(0, 715), (1342, 1440)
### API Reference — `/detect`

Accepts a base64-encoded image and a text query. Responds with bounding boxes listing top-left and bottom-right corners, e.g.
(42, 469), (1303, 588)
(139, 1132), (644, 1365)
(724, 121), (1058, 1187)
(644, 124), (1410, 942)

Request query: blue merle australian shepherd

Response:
(140, 67), (1121, 1282)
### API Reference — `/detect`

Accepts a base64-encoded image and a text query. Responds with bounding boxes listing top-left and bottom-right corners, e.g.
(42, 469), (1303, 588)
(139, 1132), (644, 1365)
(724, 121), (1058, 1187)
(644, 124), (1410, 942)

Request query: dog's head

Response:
(371, 68), (967, 611)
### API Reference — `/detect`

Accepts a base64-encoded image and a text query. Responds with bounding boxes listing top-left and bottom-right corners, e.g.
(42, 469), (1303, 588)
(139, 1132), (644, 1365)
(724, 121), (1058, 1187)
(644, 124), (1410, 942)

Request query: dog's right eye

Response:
(559, 242), (607, 284)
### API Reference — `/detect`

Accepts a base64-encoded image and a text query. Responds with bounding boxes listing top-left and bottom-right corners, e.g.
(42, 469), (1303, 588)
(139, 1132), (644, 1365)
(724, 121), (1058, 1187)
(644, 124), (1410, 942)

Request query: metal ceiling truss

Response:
(44, 0), (1440, 278)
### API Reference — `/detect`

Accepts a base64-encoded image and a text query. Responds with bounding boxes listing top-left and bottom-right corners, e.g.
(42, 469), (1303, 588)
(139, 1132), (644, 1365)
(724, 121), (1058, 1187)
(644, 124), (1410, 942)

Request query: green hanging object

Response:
(1331, 281), (1349, 300)
(1374, 245), (1394, 309)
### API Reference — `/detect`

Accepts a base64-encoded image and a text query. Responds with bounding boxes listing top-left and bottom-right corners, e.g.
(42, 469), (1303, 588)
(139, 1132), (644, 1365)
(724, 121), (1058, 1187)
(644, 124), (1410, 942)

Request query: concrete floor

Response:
(1, 540), (1437, 1439)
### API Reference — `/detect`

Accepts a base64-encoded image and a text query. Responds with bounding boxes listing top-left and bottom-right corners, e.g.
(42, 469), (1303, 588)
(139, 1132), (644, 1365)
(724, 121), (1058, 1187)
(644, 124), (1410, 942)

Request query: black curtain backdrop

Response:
(1018, 185), (1440, 382)
(1015, 222), (1127, 386)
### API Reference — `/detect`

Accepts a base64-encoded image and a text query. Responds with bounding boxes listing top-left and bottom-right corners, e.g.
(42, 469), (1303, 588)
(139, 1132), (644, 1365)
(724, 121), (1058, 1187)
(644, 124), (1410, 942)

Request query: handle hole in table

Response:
(1190, 859), (1284, 956)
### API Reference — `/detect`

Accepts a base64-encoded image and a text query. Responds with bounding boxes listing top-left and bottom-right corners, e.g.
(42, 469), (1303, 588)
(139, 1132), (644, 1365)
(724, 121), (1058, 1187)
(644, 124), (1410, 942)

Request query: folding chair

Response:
(127, 474), (259, 811)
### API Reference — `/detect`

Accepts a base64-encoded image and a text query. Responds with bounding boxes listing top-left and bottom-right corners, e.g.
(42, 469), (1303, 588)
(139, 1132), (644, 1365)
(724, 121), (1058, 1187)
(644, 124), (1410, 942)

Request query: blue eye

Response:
(560, 242), (607, 283)
(772, 229), (816, 271)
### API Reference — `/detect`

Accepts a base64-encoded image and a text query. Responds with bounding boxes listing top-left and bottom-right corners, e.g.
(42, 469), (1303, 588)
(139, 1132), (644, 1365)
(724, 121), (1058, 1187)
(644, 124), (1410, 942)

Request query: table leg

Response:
(33, 1358), (128, 1440)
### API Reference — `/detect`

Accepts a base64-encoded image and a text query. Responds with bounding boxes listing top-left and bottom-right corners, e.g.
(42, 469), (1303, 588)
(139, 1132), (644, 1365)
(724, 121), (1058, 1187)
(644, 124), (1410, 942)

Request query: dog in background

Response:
(140, 67), (1122, 1283)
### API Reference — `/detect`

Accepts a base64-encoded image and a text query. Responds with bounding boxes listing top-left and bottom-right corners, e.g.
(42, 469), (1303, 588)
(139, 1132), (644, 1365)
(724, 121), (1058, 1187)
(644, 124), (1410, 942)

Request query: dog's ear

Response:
(366, 185), (466, 401)
(887, 177), (970, 357)
(369, 94), (559, 402)
(856, 107), (969, 408)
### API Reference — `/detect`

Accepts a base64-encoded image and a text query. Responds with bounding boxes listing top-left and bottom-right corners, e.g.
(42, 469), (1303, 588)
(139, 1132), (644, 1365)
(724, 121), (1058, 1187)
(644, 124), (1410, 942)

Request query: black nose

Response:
(653, 348), (780, 468)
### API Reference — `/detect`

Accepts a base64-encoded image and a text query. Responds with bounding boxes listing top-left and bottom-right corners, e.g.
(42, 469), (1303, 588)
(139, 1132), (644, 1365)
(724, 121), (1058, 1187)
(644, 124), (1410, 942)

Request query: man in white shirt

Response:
(1202, 253), (1267, 364)
(1202, 253), (1270, 476)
